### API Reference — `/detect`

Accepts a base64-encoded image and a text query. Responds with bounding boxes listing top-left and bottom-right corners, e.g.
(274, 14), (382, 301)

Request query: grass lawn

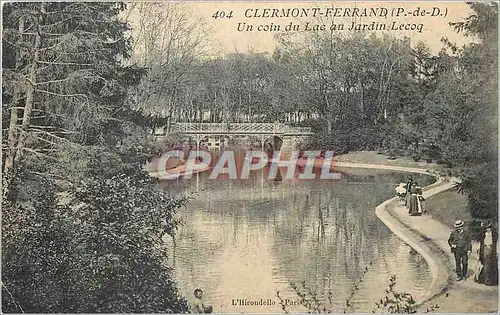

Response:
(425, 188), (471, 229)
(334, 150), (440, 169)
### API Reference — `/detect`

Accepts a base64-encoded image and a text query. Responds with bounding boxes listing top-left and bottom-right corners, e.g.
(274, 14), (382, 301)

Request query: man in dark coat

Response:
(448, 220), (472, 281)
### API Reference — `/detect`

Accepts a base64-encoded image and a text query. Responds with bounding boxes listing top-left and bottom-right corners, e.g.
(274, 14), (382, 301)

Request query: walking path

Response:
(337, 161), (498, 312)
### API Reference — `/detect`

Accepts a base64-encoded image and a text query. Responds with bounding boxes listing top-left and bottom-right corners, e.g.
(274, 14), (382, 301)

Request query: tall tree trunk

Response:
(359, 76), (365, 119)
(14, 4), (44, 164)
(4, 16), (25, 173)
(323, 91), (333, 134)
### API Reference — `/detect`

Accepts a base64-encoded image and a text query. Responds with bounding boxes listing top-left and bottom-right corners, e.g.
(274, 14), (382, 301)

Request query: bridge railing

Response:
(169, 122), (313, 135)
(172, 122), (279, 134)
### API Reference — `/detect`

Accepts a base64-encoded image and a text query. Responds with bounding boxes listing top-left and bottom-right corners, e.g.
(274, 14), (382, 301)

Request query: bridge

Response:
(156, 122), (314, 150)
(155, 122), (314, 150)
(155, 122), (313, 136)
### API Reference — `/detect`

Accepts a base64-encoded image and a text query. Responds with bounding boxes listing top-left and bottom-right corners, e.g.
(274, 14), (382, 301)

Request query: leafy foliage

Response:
(2, 164), (188, 313)
(373, 275), (416, 314)
(423, 3), (498, 220)
(2, 2), (137, 146)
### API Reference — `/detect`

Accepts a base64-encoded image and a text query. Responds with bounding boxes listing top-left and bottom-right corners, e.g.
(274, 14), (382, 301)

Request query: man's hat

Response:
(482, 221), (492, 228)
(454, 220), (464, 228)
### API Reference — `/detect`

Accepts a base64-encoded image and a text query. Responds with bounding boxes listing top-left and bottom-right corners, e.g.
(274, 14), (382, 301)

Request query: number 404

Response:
(212, 11), (233, 19)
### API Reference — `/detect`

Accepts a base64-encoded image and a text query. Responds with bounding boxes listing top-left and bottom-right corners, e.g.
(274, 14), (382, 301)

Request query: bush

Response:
(2, 157), (189, 313)
(373, 275), (416, 314)
(456, 162), (498, 221)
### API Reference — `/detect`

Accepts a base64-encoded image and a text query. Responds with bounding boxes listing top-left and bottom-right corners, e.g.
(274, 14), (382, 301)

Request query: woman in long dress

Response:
(417, 187), (425, 214)
(408, 187), (421, 216)
(477, 222), (498, 285)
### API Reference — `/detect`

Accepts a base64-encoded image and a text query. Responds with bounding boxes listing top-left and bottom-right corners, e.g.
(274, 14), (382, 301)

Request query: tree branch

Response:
(34, 89), (90, 104)
(37, 61), (94, 66)
(1, 281), (24, 313)
(35, 77), (73, 85)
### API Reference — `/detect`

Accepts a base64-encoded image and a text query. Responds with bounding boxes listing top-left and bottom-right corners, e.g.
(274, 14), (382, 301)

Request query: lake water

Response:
(160, 166), (435, 313)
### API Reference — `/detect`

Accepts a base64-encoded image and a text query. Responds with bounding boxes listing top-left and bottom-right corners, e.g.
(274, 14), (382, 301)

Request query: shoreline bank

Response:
(375, 176), (453, 306)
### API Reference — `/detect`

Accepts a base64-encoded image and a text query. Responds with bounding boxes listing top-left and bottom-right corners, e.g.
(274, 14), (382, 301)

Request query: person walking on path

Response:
(404, 177), (414, 207)
(417, 188), (426, 214)
(476, 221), (498, 286)
(448, 220), (472, 281)
(408, 186), (422, 216)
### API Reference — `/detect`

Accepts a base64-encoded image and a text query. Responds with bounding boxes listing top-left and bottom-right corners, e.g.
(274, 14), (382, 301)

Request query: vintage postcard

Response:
(1, 1), (498, 314)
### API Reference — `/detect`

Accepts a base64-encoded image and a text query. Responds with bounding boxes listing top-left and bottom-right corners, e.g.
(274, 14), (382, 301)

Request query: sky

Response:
(186, 1), (475, 55)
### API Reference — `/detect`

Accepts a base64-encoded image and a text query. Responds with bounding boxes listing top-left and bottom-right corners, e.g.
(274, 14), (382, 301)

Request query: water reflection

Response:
(160, 167), (434, 313)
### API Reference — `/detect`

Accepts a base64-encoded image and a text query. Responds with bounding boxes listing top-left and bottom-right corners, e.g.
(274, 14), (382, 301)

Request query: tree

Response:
(2, 2), (139, 181)
(275, 29), (416, 152)
(2, 3), (189, 312)
(125, 3), (210, 130)
(425, 2), (498, 219)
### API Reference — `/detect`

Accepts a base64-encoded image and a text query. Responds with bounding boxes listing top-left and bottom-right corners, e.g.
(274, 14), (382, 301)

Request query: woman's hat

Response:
(454, 220), (464, 228)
